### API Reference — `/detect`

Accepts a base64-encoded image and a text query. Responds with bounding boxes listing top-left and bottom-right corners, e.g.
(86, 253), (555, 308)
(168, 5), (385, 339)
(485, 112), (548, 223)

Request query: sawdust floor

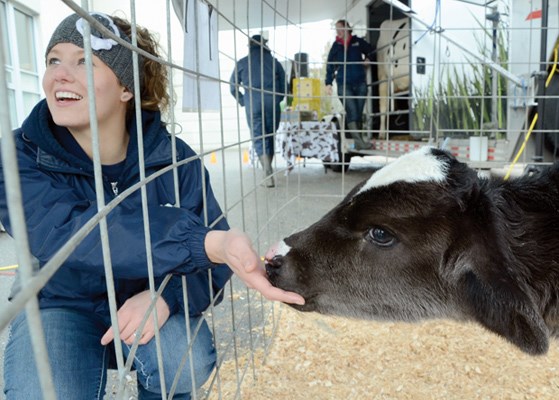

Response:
(216, 306), (559, 400)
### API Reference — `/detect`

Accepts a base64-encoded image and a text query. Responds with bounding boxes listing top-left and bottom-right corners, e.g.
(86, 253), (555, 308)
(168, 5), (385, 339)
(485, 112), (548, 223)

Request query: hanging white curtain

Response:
(174, 0), (220, 112)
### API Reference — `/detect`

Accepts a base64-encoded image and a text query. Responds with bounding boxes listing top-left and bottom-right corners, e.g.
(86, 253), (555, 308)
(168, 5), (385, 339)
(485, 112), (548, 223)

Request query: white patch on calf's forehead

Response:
(276, 240), (292, 257)
(357, 147), (447, 195)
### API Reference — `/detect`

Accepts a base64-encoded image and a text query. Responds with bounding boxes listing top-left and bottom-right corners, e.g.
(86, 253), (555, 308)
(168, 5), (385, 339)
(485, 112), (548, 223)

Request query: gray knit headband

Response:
(46, 12), (143, 94)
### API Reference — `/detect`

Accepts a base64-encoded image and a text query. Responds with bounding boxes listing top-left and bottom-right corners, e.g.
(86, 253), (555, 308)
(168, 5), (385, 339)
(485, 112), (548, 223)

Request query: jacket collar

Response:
(21, 99), (174, 177)
(334, 35), (357, 49)
(335, 34), (353, 47)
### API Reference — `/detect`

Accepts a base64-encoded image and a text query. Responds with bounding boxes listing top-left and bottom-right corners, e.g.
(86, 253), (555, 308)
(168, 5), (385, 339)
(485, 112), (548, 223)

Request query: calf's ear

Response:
(456, 245), (549, 355)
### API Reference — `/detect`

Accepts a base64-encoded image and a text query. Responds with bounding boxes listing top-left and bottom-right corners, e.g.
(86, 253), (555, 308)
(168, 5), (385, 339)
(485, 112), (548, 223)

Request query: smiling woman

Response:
(0, 10), (302, 400)
(42, 13), (143, 165)
(44, 42), (132, 164)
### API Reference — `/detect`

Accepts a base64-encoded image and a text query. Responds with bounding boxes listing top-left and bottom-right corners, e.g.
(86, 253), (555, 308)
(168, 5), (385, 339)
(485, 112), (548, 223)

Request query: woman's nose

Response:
(52, 64), (74, 82)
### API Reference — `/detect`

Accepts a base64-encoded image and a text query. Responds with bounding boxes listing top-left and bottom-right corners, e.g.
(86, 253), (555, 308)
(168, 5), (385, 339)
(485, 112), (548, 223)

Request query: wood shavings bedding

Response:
(213, 306), (559, 399)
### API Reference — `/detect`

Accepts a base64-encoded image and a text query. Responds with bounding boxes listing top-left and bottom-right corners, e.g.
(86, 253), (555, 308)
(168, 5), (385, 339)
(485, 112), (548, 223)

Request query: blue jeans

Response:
(3, 308), (216, 400)
(337, 82), (368, 125)
(245, 100), (281, 157)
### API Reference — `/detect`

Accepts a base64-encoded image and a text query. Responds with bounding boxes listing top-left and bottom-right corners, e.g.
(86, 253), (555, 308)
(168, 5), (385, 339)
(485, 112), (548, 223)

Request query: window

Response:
(1, 1), (41, 129)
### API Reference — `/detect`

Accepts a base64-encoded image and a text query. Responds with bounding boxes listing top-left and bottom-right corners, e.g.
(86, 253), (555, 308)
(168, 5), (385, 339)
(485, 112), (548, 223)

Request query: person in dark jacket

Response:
(229, 35), (286, 187)
(0, 12), (303, 400)
(325, 19), (374, 150)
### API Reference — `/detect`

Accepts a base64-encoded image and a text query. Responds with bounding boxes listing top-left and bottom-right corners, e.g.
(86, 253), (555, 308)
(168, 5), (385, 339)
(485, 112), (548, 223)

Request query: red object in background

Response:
(526, 9), (542, 21)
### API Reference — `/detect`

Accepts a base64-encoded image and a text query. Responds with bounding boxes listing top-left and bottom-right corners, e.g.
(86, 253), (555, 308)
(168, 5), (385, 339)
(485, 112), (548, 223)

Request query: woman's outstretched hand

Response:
(205, 229), (305, 305)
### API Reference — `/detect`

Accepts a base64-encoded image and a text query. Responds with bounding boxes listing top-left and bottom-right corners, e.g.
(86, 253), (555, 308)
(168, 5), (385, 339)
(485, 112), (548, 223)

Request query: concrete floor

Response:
(0, 149), (379, 398)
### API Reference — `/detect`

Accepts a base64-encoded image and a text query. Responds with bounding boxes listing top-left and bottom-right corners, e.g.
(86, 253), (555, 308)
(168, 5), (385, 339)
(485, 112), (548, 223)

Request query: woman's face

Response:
(336, 23), (349, 39)
(42, 42), (131, 133)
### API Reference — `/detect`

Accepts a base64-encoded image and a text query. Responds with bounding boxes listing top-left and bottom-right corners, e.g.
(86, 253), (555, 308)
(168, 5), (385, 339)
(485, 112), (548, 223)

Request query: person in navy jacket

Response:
(0, 12), (303, 400)
(325, 19), (374, 150)
(230, 35), (286, 187)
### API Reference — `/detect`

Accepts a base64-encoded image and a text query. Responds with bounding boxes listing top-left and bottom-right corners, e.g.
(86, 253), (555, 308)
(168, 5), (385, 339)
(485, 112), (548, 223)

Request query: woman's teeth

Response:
(55, 91), (83, 101)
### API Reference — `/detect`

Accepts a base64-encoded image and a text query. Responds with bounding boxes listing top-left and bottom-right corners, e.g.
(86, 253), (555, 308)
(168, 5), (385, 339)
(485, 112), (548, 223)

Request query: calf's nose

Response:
(265, 242), (279, 261)
(266, 255), (284, 269)
(264, 242), (284, 278)
(265, 254), (284, 281)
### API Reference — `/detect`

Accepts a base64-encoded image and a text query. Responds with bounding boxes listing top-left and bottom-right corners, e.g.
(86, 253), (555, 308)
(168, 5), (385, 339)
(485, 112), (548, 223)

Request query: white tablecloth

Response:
(276, 121), (339, 168)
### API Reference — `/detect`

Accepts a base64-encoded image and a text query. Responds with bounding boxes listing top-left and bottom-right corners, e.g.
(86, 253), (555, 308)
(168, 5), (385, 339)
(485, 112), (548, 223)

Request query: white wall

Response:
(509, 0), (559, 80)
(410, 0), (503, 94)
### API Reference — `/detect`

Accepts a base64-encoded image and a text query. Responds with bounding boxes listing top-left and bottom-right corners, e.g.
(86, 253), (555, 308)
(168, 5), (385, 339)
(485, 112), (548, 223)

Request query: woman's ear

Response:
(120, 88), (133, 102)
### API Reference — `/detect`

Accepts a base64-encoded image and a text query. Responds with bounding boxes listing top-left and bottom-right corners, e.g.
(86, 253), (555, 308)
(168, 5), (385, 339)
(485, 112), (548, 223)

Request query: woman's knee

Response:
(134, 316), (216, 395)
(137, 358), (216, 397)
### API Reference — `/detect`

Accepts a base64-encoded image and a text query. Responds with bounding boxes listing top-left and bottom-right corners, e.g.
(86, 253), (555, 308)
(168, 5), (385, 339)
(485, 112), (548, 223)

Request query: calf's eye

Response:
(368, 227), (395, 247)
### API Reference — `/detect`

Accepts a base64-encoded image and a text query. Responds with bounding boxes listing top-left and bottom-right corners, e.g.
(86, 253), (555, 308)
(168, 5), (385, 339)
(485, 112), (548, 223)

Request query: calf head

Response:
(266, 147), (549, 355)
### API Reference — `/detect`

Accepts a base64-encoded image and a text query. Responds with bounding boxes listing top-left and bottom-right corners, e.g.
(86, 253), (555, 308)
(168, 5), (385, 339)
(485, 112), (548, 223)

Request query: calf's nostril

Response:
(266, 255), (284, 269)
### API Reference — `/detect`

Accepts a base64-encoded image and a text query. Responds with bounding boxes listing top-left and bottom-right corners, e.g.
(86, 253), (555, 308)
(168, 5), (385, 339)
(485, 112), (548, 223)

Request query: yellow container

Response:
(293, 78), (321, 98)
(294, 99), (321, 112)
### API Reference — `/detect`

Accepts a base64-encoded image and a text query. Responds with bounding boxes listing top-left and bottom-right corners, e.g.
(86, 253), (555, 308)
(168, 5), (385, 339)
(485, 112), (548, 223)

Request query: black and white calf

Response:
(265, 147), (559, 355)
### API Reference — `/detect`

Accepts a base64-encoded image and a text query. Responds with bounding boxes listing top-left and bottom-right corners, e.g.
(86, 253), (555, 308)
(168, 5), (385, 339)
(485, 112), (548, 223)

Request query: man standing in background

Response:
(230, 35), (286, 188)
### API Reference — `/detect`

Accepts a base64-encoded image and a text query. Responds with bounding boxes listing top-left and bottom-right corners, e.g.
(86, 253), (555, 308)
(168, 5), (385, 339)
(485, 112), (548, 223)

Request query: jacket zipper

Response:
(110, 182), (119, 196)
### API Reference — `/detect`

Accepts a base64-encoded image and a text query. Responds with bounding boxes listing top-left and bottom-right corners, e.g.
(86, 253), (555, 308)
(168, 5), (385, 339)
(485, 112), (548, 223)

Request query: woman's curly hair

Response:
(112, 16), (171, 115)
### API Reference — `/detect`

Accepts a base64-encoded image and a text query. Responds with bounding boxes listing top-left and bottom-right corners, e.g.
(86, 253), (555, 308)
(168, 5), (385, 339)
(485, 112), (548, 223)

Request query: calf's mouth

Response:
(264, 260), (317, 312)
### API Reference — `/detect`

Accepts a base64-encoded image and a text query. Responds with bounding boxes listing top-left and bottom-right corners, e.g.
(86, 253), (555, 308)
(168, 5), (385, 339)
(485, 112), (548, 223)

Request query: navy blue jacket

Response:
(0, 100), (232, 317)
(229, 46), (286, 113)
(325, 36), (375, 86)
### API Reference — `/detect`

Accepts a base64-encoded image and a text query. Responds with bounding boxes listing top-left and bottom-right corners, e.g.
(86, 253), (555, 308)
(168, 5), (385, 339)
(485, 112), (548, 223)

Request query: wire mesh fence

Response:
(1, 0), (559, 399)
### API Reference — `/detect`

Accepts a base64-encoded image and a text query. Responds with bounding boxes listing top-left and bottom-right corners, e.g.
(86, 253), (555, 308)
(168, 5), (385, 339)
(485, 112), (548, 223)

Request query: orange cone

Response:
(210, 152), (217, 164)
(243, 149), (250, 164)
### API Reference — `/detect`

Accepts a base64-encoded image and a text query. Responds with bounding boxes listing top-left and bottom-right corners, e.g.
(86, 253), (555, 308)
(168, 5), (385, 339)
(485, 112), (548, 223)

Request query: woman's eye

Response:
(78, 58), (86, 65)
(47, 57), (60, 66)
(367, 227), (395, 247)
